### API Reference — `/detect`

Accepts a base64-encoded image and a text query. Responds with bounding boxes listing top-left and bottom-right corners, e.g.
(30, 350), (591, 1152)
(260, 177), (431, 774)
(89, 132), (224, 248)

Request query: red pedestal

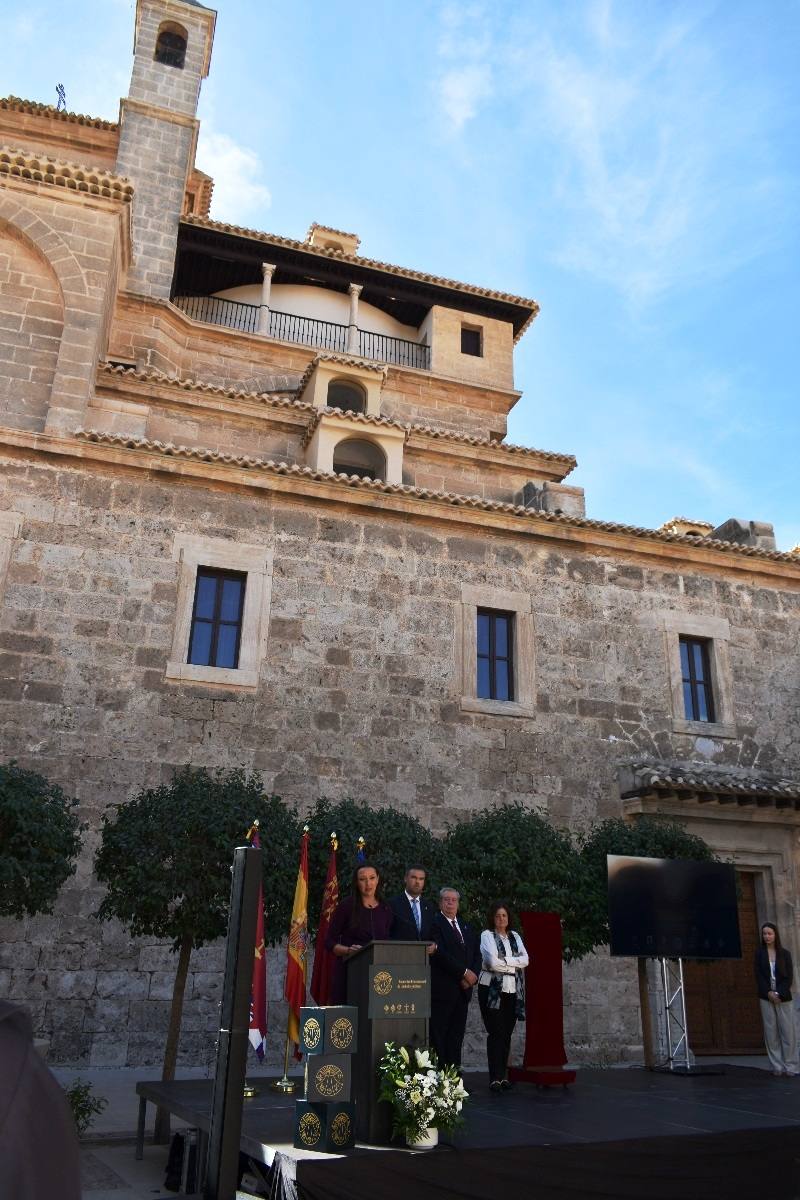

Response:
(507, 910), (576, 1088)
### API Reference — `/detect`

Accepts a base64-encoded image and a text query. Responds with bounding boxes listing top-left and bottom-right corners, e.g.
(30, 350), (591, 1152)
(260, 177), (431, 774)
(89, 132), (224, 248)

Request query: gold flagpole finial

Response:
(245, 818), (259, 843)
(330, 830), (338, 851)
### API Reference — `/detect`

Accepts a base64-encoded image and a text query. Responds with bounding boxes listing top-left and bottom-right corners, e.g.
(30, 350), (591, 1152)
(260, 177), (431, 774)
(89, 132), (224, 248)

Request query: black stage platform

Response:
(136, 1067), (800, 1200)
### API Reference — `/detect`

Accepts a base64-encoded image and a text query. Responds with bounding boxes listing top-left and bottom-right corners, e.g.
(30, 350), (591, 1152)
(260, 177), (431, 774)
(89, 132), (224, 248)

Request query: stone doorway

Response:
(683, 871), (764, 1055)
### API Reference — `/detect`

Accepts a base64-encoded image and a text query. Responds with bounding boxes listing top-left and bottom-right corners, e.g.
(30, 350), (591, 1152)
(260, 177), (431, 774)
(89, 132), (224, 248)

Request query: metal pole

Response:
(269, 1034), (297, 1094)
(203, 845), (261, 1200)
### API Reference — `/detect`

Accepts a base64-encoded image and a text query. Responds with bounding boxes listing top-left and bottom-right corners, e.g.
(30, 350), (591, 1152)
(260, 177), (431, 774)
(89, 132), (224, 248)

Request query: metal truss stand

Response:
(654, 957), (722, 1076)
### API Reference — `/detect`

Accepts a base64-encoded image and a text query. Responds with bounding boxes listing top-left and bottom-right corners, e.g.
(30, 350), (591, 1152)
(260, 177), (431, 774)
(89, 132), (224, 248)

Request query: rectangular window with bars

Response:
(477, 609), (514, 701)
(679, 636), (715, 723)
(188, 568), (246, 670)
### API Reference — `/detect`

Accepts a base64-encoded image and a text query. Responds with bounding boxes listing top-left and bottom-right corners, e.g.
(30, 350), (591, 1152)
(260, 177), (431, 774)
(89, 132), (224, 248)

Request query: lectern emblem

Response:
(315, 1063), (345, 1098)
(373, 970), (393, 996)
(303, 1016), (321, 1049)
(330, 1111), (351, 1146)
(330, 1017), (354, 1050)
(298, 1112), (321, 1146)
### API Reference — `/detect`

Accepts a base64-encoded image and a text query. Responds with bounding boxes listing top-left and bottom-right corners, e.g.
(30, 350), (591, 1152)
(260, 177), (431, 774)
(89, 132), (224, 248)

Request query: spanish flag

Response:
(284, 826), (310, 1054)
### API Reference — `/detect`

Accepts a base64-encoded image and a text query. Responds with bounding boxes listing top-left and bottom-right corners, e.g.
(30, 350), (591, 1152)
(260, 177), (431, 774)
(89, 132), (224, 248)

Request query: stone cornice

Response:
(96, 364), (573, 477)
(0, 146), (133, 204)
(1, 425), (796, 584)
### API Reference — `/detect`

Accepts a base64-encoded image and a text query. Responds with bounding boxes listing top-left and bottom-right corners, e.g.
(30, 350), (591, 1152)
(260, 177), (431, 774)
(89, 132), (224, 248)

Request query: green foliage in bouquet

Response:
(378, 1042), (468, 1144)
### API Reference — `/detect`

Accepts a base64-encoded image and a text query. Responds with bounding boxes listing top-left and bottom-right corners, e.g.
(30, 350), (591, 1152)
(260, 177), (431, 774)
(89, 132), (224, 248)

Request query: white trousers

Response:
(759, 998), (799, 1074)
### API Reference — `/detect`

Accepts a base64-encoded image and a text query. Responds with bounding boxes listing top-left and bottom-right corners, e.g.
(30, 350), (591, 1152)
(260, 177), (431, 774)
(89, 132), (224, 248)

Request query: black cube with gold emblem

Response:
(293, 1100), (356, 1152)
(305, 1053), (351, 1104)
(300, 1006), (358, 1056)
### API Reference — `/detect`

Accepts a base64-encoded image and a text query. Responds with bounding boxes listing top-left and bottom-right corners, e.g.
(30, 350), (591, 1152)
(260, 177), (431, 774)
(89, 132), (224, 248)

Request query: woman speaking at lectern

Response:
(326, 863), (394, 1004)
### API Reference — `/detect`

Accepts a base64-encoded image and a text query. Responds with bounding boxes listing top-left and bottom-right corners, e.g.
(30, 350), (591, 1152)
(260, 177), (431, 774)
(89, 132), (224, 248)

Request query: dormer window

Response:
(155, 23), (188, 68)
(332, 438), (386, 481)
(327, 380), (366, 415)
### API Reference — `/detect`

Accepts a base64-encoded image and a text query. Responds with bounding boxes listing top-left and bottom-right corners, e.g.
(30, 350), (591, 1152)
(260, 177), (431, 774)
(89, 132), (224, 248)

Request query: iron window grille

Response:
(477, 609), (514, 701)
(679, 636), (716, 722)
(188, 568), (247, 669)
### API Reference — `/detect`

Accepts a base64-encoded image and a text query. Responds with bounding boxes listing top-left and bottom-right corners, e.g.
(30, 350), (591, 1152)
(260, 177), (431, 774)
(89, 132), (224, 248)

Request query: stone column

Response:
(347, 283), (362, 354)
(258, 263), (277, 335)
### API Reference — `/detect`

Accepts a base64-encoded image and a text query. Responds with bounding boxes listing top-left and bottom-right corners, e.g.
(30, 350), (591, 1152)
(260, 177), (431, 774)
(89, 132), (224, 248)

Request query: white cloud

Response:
(195, 129), (271, 225)
(437, 64), (493, 133)
(434, 2), (494, 133)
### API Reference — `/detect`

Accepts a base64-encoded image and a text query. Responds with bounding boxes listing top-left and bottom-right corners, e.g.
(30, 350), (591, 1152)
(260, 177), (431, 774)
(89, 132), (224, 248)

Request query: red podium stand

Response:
(508, 911), (576, 1087)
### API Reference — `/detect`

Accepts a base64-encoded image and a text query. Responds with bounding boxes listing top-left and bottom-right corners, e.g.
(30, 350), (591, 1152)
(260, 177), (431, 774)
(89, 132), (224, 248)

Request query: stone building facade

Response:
(1, 0), (798, 1069)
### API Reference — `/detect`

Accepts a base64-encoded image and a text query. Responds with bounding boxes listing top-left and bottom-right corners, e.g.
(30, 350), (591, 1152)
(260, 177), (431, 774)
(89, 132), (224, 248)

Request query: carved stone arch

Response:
(0, 196), (88, 303)
(0, 195), (102, 433)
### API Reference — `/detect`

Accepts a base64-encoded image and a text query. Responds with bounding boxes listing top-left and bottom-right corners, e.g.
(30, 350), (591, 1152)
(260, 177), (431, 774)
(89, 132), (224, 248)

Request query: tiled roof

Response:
(99, 364), (573, 469)
(297, 352), (387, 395)
(0, 95), (118, 131)
(97, 363), (308, 408)
(658, 517), (714, 532)
(0, 147), (132, 203)
(71, 427), (800, 565)
(301, 408), (407, 449)
(181, 214), (540, 340)
(306, 222), (359, 242)
(620, 760), (800, 804)
(407, 423), (576, 469)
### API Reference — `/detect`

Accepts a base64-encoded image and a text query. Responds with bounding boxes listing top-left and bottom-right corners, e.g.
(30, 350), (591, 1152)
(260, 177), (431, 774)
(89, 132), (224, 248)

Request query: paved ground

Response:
(54, 1057), (775, 1198)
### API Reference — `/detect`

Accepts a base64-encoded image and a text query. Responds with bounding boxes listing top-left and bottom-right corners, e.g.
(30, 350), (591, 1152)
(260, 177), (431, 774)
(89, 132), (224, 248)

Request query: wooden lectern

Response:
(346, 940), (430, 1143)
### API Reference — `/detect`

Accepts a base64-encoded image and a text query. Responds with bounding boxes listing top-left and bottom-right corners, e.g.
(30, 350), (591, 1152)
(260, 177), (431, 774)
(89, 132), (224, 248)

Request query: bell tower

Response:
(116, 0), (216, 298)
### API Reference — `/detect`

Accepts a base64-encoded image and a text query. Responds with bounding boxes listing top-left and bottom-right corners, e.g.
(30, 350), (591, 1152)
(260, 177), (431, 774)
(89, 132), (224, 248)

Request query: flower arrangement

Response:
(378, 1042), (468, 1145)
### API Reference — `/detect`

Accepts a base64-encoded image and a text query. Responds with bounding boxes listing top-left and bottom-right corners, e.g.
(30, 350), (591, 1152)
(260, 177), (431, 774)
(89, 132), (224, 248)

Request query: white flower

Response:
(415, 1049), (433, 1068)
(399, 1046), (409, 1065)
(409, 1089), (422, 1103)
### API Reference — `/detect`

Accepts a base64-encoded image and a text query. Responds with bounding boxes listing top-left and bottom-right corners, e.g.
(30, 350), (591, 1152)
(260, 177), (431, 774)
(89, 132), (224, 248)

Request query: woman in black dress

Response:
(325, 863), (394, 1003)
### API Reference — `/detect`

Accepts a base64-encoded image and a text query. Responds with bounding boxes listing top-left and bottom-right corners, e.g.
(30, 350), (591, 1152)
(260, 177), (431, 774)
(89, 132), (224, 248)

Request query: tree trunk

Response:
(153, 933), (193, 1144)
(638, 956), (656, 1069)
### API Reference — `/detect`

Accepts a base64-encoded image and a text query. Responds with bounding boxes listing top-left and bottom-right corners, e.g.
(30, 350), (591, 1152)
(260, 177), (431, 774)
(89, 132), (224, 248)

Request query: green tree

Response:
(0, 761), (82, 918)
(95, 767), (299, 1138)
(304, 797), (443, 927)
(442, 802), (599, 960)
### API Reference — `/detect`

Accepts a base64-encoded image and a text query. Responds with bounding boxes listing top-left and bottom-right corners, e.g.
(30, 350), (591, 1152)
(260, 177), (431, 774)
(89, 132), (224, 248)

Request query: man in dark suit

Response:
(388, 864), (437, 947)
(430, 887), (481, 1071)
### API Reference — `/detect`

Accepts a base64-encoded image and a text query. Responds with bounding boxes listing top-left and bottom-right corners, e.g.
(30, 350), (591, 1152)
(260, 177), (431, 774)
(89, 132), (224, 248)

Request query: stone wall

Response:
(0, 450), (798, 1065)
(0, 222), (63, 432)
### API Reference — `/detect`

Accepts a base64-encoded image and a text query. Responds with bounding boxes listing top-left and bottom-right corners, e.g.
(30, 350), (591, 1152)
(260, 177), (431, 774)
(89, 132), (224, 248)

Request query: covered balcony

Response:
(172, 292), (430, 371)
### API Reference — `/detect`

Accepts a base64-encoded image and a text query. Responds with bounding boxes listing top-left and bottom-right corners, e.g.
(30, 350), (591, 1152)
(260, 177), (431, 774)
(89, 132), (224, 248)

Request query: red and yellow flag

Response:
(310, 833), (338, 1006)
(285, 826), (310, 1053)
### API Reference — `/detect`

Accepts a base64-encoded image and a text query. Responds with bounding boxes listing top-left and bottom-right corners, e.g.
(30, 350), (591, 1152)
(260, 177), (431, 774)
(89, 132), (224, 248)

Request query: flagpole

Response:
(270, 1033), (297, 1094)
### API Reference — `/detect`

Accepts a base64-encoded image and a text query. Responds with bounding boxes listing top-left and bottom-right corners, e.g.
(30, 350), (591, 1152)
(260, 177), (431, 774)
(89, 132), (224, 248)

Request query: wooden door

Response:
(684, 872), (764, 1054)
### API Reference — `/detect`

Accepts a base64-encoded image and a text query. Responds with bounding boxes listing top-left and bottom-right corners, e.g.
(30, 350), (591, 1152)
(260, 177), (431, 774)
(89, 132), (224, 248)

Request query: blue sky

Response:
(3, 1), (798, 547)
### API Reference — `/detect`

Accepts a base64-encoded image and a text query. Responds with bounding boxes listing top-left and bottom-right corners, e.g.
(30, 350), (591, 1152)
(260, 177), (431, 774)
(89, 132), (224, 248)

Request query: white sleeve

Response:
(480, 930), (516, 974)
(508, 933), (529, 969)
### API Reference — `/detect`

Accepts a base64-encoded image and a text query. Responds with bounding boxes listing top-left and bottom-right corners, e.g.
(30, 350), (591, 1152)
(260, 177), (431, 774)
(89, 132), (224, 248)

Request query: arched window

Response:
(332, 438), (386, 482)
(154, 22), (188, 69)
(327, 380), (366, 415)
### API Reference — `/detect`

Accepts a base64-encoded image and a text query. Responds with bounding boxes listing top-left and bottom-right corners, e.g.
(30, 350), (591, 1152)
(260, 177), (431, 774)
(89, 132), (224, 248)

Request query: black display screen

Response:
(607, 855), (741, 959)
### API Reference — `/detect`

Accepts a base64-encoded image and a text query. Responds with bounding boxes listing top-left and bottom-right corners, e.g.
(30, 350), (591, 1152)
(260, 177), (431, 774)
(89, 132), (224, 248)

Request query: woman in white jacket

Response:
(478, 901), (529, 1092)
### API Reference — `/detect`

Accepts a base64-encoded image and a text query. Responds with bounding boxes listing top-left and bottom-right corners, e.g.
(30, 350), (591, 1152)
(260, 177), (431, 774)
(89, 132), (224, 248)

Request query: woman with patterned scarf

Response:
(478, 901), (529, 1092)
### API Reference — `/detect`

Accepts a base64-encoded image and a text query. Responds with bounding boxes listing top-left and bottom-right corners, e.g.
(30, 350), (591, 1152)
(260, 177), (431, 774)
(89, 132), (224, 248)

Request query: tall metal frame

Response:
(659, 957), (692, 1071)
